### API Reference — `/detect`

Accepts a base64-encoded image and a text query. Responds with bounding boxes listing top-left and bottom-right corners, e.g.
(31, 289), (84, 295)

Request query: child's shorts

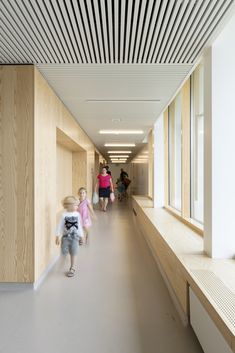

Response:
(61, 236), (79, 256)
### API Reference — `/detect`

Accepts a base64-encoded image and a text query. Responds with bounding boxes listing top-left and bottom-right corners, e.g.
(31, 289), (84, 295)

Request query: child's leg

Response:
(67, 239), (78, 277)
(70, 254), (77, 269)
(83, 226), (89, 244)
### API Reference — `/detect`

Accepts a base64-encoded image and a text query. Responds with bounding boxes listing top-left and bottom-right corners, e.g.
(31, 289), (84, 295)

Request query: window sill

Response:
(164, 205), (204, 236)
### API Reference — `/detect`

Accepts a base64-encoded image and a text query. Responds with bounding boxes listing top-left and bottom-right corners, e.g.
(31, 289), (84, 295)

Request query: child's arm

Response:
(88, 202), (97, 220)
(77, 213), (84, 239)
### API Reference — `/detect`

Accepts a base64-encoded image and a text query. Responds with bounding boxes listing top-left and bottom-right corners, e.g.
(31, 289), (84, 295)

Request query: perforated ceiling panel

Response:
(0, 0), (234, 64)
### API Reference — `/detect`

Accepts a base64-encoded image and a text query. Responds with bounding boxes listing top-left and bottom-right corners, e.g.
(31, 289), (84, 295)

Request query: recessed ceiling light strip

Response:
(100, 130), (143, 134)
(105, 143), (136, 147)
(86, 99), (160, 102)
(107, 151), (132, 154)
(109, 155), (129, 158)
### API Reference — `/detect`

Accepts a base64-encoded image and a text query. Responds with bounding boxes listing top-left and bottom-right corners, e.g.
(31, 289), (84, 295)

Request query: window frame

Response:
(164, 78), (203, 236)
(190, 65), (204, 225)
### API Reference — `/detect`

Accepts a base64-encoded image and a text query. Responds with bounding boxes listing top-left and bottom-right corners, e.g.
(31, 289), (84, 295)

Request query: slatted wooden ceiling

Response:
(0, 0), (234, 64)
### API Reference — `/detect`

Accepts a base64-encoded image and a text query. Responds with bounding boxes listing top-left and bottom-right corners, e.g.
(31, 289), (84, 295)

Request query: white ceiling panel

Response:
(37, 63), (192, 157)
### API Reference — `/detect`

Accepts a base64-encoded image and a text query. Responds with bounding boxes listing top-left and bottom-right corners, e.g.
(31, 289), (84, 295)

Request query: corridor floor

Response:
(0, 202), (203, 353)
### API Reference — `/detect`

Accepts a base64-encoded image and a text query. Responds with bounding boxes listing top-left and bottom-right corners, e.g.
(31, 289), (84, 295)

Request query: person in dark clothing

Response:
(105, 165), (111, 175)
(120, 168), (128, 181)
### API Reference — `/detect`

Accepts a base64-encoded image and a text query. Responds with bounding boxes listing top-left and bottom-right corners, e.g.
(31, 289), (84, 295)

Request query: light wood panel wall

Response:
(0, 65), (34, 282)
(56, 143), (73, 210)
(0, 65), (103, 283)
(34, 67), (99, 281)
(72, 151), (87, 196)
(132, 198), (188, 314)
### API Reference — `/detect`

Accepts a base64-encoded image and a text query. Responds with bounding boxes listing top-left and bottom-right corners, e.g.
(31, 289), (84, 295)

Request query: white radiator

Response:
(189, 287), (233, 353)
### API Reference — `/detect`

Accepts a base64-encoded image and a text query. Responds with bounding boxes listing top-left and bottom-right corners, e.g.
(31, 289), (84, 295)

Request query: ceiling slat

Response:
(155, 0), (182, 63)
(107, 0), (114, 63)
(133, 0), (148, 63)
(182, 0), (230, 63)
(0, 0), (234, 65)
(1, 0), (44, 62)
(160, 0), (188, 63)
(92, 0), (105, 63)
(165, 0), (196, 63)
(189, 0), (233, 63)
(78, 0), (96, 63)
(151, 0), (176, 63)
(29, 0), (63, 62)
(146, 1), (168, 63)
(36, 0), (67, 62)
(19, 0), (56, 63)
(128, 0), (140, 63)
(100, 0), (110, 63)
(136, 0), (155, 63)
(50, 1), (77, 63)
(1, 20), (29, 62)
(172, 0), (214, 63)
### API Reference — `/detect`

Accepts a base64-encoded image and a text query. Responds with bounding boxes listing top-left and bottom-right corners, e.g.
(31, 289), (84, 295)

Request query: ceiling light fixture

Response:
(109, 155), (129, 158)
(110, 158), (127, 161)
(105, 143), (136, 147)
(86, 99), (161, 102)
(111, 161), (126, 164)
(111, 158), (127, 161)
(107, 151), (132, 154)
(100, 130), (143, 135)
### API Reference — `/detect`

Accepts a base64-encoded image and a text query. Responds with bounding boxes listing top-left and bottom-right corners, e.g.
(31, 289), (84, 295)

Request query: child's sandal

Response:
(67, 267), (75, 277)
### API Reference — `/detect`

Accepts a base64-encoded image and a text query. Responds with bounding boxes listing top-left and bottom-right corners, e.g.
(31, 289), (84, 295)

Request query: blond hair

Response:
(62, 195), (78, 207)
(78, 187), (87, 194)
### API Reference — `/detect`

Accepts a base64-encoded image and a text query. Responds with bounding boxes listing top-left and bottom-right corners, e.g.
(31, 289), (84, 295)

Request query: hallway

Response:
(0, 202), (202, 353)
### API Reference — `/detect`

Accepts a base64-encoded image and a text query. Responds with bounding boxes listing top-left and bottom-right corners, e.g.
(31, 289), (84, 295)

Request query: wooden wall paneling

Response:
(164, 109), (169, 207)
(0, 65), (34, 282)
(72, 151), (87, 197)
(56, 143), (73, 210)
(181, 79), (191, 219)
(94, 151), (100, 186)
(0, 65), (102, 283)
(56, 128), (85, 152)
(87, 149), (95, 199)
(34, 67), (98, 282)
(34, 68), (57, 281)
(133, 201), (188, 314)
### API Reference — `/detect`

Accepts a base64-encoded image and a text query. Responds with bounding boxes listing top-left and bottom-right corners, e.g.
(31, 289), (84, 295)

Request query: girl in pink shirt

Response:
(77, 187), (96, 244)
(95, 167), (114, 211)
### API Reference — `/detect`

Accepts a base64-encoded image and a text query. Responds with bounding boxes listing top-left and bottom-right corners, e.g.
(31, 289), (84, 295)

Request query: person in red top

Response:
(95, 167), (114, 212)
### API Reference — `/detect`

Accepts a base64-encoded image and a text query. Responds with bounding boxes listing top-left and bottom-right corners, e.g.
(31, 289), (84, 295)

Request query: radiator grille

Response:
(191, 269), (235, 328)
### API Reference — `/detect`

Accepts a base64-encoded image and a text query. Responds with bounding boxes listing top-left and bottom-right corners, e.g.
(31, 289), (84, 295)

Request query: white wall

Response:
(204, 11), (235, 258)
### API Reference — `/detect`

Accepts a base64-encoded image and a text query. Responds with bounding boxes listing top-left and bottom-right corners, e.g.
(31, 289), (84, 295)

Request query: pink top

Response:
(97, 174), (112, 188)
(77, 199), (92, 228)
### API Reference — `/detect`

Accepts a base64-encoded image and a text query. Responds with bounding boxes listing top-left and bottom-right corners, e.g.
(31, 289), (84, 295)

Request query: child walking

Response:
(56, 195), (84, 277)
(77, 187), (96, 244)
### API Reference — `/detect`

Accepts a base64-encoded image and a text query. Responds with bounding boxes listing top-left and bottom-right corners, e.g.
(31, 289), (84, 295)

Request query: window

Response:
(168, 92), (182, 211)
(191, 65), (204, 223)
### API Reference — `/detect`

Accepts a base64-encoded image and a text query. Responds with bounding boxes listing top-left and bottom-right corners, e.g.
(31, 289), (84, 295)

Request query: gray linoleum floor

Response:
(0, 201), (203, 353)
